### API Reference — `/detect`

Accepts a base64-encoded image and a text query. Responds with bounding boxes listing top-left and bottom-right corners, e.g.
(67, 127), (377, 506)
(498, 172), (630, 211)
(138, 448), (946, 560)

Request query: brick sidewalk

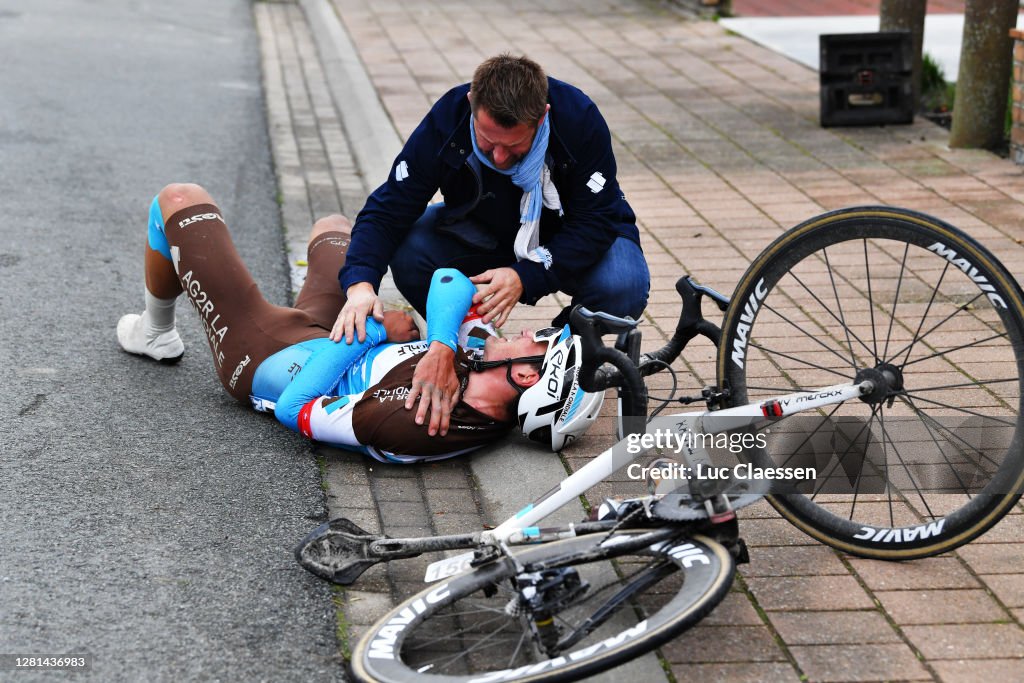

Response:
(256, 0), (1024, 680)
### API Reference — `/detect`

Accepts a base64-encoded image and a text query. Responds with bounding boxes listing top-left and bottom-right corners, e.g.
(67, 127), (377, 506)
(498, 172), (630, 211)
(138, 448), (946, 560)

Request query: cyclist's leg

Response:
(293, 214), (352, 328)
(140, 183), (328, 401)
(296, 214), (418, 341)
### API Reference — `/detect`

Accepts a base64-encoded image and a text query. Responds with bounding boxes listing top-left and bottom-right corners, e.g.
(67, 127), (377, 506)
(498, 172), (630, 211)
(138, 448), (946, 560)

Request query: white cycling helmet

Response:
(517, 326), (606, 451)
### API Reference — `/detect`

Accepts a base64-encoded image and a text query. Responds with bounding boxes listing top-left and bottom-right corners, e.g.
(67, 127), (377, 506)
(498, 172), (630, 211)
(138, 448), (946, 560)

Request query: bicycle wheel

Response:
(351, 531), (733, 683)
(718, 206), (1024, 559)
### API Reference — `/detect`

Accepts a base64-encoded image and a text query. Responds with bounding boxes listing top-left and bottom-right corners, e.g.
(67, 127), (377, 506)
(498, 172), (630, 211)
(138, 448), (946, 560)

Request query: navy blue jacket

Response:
(339, 78), (640, 305)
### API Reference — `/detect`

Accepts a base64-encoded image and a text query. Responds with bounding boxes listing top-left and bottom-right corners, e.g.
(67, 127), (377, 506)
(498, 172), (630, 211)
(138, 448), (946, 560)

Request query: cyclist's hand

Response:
(382, 310), (420, 342)
(331, 282), (384, 344)
(406, 342), (461, 436)
(470, 267), (523, 327)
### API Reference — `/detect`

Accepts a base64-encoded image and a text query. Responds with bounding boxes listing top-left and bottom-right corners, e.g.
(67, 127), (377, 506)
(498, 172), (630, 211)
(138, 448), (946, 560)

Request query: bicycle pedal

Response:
(703, 496), (736, 524)
(730, 538), (750, 565)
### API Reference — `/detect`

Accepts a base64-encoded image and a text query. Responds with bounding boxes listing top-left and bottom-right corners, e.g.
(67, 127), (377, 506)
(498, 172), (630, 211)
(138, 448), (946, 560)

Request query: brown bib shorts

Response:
(164, 204), (348, 402)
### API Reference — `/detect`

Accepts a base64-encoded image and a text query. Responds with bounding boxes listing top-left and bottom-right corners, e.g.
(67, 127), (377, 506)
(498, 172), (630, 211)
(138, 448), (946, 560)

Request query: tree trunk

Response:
(949, 0), (1019, 149)
(880, 0), (927, 109)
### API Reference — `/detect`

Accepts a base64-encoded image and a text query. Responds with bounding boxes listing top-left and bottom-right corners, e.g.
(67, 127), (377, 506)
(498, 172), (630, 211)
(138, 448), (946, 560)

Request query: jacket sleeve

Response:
(338, 106), (448, 293)
(511, 102), (624, 304)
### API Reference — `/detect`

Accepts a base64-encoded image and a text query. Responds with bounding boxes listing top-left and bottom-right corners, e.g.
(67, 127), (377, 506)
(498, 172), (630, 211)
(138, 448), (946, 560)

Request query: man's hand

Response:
(470, 267), (523, 327)
(382, 310), (420, 342)
(405, 342), (461, 436)
(331, 282), (384, 343)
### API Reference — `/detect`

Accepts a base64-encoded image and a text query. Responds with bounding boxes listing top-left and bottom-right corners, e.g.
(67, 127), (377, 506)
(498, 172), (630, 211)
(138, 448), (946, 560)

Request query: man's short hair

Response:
(470, 53), (548, 128)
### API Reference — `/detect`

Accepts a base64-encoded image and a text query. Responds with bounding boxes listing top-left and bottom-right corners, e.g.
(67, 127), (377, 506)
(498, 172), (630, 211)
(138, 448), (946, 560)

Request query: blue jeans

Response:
(391, 204), (650, 323)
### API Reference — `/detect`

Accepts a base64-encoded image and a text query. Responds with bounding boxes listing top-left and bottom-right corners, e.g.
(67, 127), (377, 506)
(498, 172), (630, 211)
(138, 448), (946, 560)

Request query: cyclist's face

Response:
(482, 330), (546, 361)
(471, 105), (544, 170)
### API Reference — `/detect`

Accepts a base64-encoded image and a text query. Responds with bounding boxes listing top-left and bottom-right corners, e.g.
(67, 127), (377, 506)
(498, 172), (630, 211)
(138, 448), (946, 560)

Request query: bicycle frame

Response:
(486, 380), (870, 544)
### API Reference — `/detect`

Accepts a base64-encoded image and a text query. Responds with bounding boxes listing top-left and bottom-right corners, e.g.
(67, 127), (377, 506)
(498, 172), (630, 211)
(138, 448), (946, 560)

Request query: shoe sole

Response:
(158, 351), (185, 365)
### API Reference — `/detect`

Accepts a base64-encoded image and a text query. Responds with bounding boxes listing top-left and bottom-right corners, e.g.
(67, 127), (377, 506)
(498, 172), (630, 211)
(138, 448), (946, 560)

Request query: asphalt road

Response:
(0, 1), (342, 679)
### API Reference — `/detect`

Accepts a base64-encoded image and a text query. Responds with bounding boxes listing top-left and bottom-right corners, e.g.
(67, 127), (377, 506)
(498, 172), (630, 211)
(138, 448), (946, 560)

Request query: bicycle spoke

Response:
(877, 409), (893, 527)
(760, 300), (860, 369)
(898, 394), (1007, 472)
(773, 403), (845, 470)
(877, 410), (938, 520)
(881, 242), (910, 362)
(823, 246), (859, 372)
(902, 331), (1010, 367)
(785, 269), (877, 361)
(808, 410), (879, 501)
(888, 261), (950, 368)
(864, 238), (880, 363)
(896, 393), (1018, 427)
(847, 405), (881, 523)
(896, 396), (977, 504)
(890, 292), (985, 371)
(748, 342), (854, 380)
(900, 377), (1019, 392)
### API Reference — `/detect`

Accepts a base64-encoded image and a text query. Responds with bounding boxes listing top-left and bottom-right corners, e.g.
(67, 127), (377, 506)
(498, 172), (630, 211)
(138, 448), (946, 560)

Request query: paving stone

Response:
(981, 574), (1024, 608)
(375, 501), (430, 526)
(430, 512), (485, 536)
(931, 659), (1024, 683)
(667, 662), (800, 682)
(957, 542), (1024, 574)
(370, 477), (421, 503)
(769, 610), (901, 645)
(733, 518), (821, 547)
(423, 488), (481, 515)
(875, 589), (1009, 625)
(661, 624), (787, 663)
(902, 624), (1024, 659)
(849, 556), (980, 591)
(788, 643), (931, 681)
(745, 574), (875, 611)
(698, 591), (764, 627)
(325, 482), (374, 510)
(740, 544), (848, 577)
(341, 589), (394, 627)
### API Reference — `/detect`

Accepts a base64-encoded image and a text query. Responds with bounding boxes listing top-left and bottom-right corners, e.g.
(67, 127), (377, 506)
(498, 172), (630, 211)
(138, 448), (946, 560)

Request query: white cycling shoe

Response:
(117, 312), (185, 364)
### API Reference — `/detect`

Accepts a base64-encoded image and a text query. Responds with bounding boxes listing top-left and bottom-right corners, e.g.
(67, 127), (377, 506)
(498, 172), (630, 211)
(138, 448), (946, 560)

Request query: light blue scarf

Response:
(470, 113), (561, 268)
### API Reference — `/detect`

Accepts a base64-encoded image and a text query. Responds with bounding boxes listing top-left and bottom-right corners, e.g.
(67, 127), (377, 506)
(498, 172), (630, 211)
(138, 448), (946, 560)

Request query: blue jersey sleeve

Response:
(274, 320), (387, 432)
(426, 268), (475, 352)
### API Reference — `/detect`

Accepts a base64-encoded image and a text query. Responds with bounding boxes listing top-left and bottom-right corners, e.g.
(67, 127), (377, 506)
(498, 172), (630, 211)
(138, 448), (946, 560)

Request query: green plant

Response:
(920, 52), (955, 113)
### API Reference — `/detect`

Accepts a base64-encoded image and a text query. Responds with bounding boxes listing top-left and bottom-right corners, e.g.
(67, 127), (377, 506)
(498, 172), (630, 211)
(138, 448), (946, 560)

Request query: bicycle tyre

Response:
(351, 532), (734, 683)
(717, 206), (1024, 560)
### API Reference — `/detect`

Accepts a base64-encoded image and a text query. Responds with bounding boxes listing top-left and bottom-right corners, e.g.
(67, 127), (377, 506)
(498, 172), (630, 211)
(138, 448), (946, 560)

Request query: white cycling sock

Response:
(144, 288), (177, 334)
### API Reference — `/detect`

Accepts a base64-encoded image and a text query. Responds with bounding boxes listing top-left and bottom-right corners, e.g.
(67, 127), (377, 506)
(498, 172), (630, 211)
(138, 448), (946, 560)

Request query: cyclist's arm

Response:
(274, 320), (388, 433)
(406, 268), (490, 436)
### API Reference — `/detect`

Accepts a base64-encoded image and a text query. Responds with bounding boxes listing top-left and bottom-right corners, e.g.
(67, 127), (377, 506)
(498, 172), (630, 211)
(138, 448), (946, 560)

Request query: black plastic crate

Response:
(820, 32), (913, 127)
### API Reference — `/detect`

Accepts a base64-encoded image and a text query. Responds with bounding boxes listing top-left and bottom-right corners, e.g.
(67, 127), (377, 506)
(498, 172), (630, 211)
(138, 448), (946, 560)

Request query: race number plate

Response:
(424, 551), (475, 583)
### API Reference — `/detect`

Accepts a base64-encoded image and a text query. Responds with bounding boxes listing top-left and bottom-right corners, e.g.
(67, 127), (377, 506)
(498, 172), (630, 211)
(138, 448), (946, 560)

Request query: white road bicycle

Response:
(297, 207), (1024, 683)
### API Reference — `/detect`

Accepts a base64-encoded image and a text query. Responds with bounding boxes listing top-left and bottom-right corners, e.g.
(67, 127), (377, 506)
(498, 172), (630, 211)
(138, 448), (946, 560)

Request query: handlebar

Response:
(570, 276), (728, 436)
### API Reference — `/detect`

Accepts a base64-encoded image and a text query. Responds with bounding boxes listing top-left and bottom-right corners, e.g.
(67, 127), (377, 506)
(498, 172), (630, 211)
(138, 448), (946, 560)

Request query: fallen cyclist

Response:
(116, 183), (604, 462)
